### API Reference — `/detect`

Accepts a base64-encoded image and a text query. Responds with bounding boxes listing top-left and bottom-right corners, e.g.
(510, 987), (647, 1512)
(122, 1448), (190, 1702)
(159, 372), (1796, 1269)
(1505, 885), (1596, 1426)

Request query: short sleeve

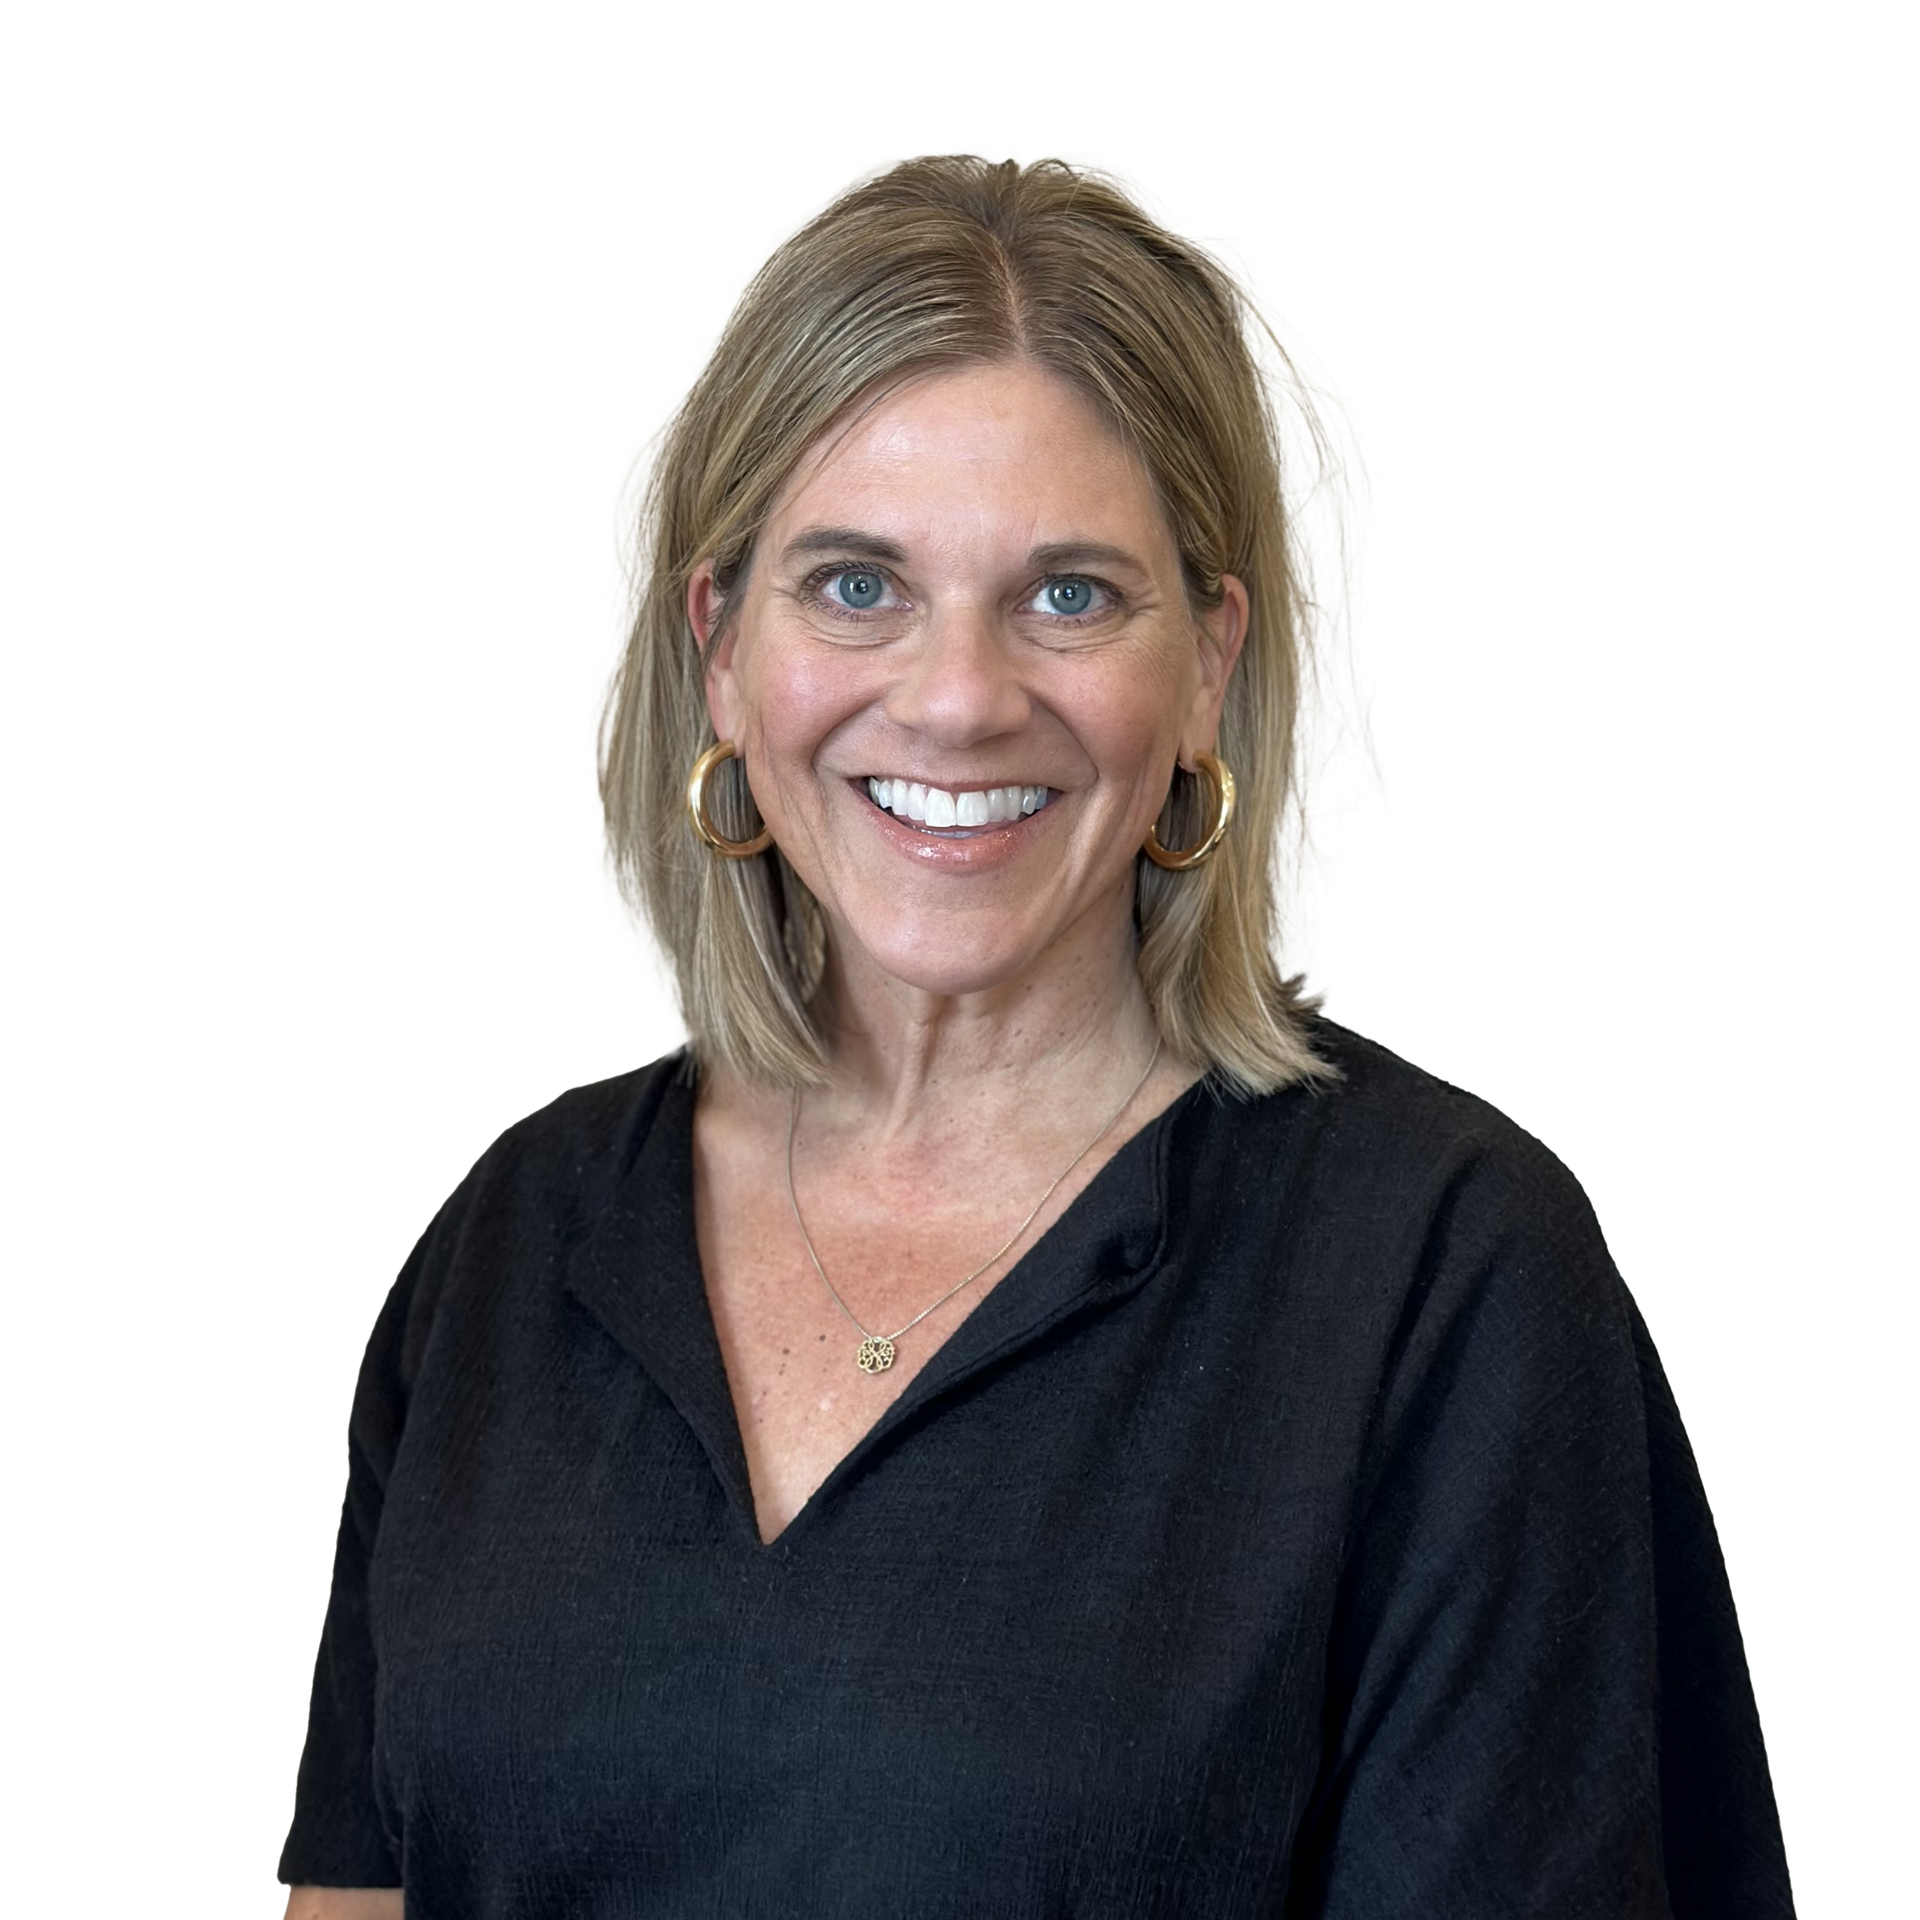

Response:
(278, 1226), (438, 1889)
(1288, 1140), (1794, 1918)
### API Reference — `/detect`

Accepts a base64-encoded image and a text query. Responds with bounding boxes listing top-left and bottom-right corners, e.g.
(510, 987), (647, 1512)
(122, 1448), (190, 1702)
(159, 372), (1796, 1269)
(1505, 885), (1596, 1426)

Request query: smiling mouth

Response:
(863, 777), (1052, 834)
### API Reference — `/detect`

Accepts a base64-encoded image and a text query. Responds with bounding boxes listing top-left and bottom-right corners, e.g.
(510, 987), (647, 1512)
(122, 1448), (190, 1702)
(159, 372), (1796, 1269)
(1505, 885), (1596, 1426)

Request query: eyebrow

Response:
(779, 529), (1153, 576)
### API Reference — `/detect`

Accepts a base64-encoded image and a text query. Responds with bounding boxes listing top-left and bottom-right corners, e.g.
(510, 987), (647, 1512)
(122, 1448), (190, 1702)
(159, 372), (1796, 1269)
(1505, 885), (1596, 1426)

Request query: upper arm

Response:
(282, 1890), (403, 1920)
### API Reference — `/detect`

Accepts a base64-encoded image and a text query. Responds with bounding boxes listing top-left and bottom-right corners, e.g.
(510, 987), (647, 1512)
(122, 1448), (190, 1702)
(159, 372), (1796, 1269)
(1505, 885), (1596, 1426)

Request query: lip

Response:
(846, 777), (1054, 871)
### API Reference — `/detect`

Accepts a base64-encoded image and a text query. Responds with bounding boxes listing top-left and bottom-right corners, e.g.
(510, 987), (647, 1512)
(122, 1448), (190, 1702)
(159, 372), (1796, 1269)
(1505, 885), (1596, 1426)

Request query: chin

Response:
(836, 909), (1045, 1000)
(859, 943), (1038, 999)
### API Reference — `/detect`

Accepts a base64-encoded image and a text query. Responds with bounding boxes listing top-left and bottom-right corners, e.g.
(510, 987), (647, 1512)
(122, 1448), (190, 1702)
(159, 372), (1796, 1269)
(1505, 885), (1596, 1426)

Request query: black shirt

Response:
(281, 1022), (1794, 1916)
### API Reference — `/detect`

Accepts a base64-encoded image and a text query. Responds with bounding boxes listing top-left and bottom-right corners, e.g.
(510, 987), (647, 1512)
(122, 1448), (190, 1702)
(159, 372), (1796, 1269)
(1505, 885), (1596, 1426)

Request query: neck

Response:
(807, 891), (1164, 1147)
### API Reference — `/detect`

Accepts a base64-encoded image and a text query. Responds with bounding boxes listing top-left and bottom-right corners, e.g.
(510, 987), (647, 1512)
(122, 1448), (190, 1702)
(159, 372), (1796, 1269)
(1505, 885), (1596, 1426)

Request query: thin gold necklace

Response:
(783, 1044), (1167, 1374)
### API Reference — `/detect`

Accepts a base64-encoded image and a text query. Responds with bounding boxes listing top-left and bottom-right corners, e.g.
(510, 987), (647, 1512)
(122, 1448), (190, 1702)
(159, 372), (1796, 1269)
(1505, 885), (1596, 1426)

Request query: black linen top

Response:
(281, 1022), (1793, 1917)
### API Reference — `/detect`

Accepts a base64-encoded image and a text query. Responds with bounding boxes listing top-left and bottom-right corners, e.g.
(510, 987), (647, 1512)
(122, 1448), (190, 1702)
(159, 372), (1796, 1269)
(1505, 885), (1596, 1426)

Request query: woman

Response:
(281, 157), (1794, 1917)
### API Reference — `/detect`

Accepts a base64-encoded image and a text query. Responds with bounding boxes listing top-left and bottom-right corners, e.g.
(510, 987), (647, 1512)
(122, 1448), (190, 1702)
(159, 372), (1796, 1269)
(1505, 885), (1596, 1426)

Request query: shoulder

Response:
(1198, 1016), (1600, 1245)
(1318, 1023), (1639, 1460)
(1190, 1021), (1643, 1497)
(1178, 1019), (1634, 1421)
(454, 1050), (692, 1213)
(355, 1051), (692, 1403)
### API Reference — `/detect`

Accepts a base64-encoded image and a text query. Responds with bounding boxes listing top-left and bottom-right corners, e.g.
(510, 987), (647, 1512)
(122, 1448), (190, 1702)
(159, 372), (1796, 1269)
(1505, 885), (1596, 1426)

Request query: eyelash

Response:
(800, 563), (1121, 627)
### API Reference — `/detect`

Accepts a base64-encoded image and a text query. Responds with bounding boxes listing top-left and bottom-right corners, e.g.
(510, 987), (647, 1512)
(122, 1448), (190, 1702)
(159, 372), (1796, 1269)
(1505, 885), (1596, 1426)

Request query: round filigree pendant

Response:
(855, 1335), (896, 1374)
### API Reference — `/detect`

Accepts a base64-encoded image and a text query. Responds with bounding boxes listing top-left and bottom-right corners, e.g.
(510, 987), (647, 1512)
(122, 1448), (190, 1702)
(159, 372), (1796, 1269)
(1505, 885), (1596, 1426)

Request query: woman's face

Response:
(695, 359), (1246, 1003)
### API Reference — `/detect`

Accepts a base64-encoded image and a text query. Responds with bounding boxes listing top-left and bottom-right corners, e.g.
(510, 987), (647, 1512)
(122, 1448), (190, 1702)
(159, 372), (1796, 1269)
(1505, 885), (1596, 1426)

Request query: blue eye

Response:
(833, 570), (886, 609)
(798, 560), (1121, 629)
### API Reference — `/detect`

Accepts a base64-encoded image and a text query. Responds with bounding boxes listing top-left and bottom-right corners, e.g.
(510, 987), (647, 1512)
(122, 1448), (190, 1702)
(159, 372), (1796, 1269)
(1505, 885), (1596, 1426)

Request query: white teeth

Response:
(868, 779), (1050, 827)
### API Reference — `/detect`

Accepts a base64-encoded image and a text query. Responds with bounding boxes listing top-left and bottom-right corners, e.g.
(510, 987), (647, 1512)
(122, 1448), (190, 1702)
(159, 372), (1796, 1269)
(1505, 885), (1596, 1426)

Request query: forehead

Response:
(764, 360), (1173, 559)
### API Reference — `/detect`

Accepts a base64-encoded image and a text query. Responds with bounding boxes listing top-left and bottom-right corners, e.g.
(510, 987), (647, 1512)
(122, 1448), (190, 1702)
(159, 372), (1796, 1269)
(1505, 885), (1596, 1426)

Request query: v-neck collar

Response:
(565, 1059), (1201, 1549)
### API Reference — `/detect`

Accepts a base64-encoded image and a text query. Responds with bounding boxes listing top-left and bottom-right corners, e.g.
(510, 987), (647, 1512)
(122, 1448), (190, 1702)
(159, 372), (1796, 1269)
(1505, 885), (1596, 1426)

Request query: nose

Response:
(882, 602), (1032, 745)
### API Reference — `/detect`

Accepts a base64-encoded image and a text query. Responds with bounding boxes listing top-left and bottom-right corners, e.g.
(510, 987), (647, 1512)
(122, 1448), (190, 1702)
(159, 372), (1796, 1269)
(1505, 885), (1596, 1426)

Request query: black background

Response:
(263, 135), (1804, 1904)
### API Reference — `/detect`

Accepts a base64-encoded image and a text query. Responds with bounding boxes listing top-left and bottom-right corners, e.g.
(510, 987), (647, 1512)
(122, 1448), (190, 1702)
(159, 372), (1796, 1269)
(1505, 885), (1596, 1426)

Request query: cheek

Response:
(790, 648), (875, 706)
(735, 639), (875, 772)
(1061, 658), (1191, 779)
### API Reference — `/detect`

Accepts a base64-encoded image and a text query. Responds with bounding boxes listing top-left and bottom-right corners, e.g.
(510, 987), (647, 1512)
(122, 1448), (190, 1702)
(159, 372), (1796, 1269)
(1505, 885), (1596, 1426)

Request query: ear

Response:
(1180, 573), (1250, 767)
(687, 561), (741, 742)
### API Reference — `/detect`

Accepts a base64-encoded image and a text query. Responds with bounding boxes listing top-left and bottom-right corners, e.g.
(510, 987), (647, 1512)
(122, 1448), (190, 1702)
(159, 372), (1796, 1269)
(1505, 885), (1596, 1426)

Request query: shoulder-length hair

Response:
(600, 155), (1328, 1094)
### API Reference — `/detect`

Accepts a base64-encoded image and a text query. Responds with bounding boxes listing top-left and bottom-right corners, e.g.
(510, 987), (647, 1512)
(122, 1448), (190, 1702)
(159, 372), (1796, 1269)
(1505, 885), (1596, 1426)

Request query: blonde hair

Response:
(600, 156), (1327, 1093)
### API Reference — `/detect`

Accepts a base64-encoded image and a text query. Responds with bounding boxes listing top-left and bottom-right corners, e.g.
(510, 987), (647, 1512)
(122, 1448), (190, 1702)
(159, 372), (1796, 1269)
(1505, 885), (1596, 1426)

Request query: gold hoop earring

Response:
(687, 740), (772, 858)
(1143, 749), (1235, 871)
